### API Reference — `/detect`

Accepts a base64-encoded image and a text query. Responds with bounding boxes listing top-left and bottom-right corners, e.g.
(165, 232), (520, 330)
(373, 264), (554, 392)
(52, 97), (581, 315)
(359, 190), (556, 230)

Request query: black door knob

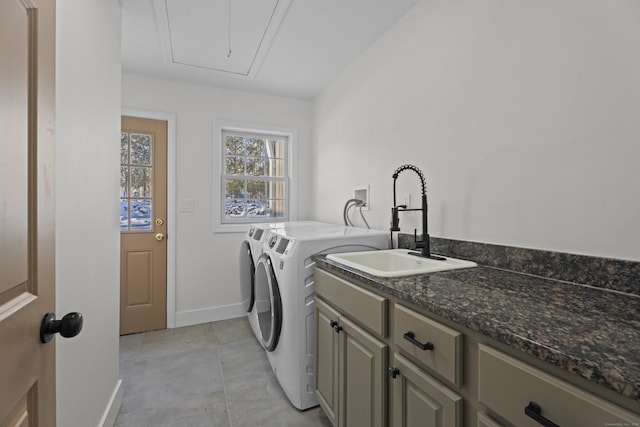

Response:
(40, 312), (83, 343)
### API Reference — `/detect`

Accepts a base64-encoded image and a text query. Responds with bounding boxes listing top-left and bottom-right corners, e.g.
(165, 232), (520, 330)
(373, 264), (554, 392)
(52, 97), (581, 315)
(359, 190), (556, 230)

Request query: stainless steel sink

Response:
(326, 249), (477, 277)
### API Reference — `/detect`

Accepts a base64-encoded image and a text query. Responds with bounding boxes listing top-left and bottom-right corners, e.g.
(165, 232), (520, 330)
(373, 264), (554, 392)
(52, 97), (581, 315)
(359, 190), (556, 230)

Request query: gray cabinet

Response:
(314, 269), (389, 427)
(314, 266), (640, 427)
(315, 297), (340, 426)
(390, 352), (462, 427)
(478, 344), (640, 427)
(476, 412), (503, 427)
(393, 303), (463, 386)
(340, 315), (387, 427)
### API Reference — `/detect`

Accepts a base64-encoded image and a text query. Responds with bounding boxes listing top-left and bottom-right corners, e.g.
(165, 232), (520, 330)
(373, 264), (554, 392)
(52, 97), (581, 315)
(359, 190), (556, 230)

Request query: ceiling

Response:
(121, 0), (420, 99)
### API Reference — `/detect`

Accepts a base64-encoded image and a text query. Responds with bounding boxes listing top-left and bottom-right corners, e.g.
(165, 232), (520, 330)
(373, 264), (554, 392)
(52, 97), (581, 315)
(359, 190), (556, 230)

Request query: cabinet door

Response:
(340, 316), (388, 427)
(315, 297), (341, 427)
(391, 353), (462, 427)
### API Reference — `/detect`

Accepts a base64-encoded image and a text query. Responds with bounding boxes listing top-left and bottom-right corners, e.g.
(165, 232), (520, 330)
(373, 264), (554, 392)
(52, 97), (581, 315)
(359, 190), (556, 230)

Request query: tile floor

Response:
(116, 317), (332, 427)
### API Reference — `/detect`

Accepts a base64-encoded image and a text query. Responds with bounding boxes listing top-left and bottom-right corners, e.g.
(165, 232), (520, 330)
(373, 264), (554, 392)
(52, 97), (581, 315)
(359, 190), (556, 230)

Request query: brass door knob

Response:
(155, 233), (166, 241)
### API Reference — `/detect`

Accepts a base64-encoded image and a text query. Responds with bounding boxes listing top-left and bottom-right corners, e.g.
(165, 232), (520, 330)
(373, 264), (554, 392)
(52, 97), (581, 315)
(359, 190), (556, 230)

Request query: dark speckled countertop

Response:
(313, 238), (640, 404)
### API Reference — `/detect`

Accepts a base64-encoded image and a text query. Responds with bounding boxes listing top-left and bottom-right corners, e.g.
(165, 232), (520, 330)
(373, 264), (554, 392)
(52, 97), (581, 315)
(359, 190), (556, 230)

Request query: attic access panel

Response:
(153, 0), (290, 77)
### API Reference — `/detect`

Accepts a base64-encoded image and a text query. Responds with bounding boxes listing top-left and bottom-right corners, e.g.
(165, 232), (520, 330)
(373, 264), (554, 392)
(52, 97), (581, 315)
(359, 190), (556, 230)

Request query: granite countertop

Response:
(314, 254), (640, 403)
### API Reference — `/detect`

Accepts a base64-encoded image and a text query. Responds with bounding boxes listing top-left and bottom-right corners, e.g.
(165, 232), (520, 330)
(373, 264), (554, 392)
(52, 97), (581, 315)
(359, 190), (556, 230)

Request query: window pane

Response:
(225, 199), (245, 219)
(246, 157), (265, 176)
(225, 156), (245, 175)
(130, 133), (152, 165)
(225, 179), (245, 198)
(130, 166), (152, 198)
(130, 199), (152, 230)
(266, 138), (285, 158)
(246, 180), (267, 198)
(266, 199), (286, 218)
(265, 181), (285, 199)
(121, 133), (129, 164)
(120, 167), (129, 197)
(265, 159), (285, 177)
(120, 199), (129, 230)
(246, 199), (267, 219)
(245, 138), (265, 157)
(225, 135), (245, 156)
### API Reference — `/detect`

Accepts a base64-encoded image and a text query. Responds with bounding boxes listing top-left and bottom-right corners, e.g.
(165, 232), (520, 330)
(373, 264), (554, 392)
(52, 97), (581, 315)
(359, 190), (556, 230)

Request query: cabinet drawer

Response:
(315, 268), (388, 337)
(393, 303), (462, 386)
(478, 344), (640, 427)
(477, 412), (503, 427)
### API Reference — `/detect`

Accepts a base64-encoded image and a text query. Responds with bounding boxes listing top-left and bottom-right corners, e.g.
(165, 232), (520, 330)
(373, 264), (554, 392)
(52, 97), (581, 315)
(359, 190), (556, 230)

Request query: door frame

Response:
(122, 108), (177, 328)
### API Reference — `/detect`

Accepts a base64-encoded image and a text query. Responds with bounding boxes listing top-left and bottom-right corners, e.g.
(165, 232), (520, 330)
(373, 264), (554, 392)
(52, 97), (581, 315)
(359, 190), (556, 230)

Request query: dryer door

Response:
(239, 240), (255, 312)
(254, 253), (282, 351)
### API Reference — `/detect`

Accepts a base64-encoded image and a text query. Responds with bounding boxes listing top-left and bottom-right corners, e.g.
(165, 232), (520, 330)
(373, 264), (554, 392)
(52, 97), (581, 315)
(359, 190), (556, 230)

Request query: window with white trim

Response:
(221, 129), (289, 224)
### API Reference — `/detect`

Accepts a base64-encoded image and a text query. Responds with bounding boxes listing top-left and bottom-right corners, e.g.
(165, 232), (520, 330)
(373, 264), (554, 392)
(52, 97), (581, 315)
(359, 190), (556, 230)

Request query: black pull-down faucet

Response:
(390, 164), (444, 260)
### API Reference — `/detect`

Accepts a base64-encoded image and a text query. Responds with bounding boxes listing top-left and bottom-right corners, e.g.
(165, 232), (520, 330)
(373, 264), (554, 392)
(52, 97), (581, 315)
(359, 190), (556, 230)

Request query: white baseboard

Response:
(175, 303), (245, 327)
(99, 379), (123, 427)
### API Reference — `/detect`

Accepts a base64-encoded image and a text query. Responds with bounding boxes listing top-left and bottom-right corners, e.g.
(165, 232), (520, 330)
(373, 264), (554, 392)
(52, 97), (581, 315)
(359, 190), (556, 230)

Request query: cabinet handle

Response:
(329, 320), (338, 328)
(403, 331), (434, 350)
(334, 325), (343, 333)
(388, 367), (400, 379)
(524, 401), (560, 427)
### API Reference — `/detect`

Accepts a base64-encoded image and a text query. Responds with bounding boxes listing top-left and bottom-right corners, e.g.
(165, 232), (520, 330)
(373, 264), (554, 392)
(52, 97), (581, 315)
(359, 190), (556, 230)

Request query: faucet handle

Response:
(390, 205), (406, 231)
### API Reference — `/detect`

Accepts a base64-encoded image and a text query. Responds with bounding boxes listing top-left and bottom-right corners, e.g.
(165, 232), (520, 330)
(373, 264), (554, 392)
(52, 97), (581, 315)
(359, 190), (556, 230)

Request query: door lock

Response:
(155, 218), (164, 226)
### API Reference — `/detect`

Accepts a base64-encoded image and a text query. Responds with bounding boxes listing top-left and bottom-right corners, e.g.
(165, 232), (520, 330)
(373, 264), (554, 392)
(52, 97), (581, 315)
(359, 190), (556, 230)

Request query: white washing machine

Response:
(239, 221), (339, 345)
(253, 224), (389, 410)
(240, 223), (270, 345)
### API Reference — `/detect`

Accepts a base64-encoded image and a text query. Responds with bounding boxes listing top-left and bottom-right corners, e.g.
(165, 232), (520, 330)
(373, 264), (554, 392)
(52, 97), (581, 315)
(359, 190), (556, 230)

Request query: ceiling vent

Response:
(153, 0), (292, 78)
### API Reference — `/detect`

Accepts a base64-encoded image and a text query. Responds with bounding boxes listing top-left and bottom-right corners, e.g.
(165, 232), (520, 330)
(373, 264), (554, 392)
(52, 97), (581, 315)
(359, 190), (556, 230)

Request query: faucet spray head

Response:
(392, 164), (426, 196)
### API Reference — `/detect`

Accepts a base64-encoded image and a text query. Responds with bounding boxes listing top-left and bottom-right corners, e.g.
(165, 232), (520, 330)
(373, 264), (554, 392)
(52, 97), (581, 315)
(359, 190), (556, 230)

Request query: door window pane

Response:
(130, 199), (152, 229)
(120, 166), (129, 197)
(130, 166), (152, 198)
(120, 199), (129, 230)
(121, 133), (128, 163)
(120, 132), (153, 231)
(130, 133), (152, 165)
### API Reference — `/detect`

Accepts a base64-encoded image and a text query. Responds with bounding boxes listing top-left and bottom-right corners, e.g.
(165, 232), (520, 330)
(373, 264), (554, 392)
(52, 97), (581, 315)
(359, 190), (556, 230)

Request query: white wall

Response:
(121, 74), (313, 325)
(56, 0), (122, 425)
(312, 0), (640, 261)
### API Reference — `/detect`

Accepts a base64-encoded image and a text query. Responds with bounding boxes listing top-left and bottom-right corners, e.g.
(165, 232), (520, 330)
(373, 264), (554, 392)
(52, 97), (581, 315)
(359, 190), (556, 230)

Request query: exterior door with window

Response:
(1, 0), (57, 425)
(120, 117), (167, 335)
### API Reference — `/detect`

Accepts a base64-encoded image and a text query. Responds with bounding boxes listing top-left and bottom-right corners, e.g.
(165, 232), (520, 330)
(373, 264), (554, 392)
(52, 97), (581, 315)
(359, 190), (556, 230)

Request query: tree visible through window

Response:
(222, 130), (288, 222)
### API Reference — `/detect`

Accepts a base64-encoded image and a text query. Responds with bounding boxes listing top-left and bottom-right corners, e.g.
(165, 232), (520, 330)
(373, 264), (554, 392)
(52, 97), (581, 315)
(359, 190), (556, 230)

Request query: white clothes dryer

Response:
(239, 222), (340, 345)
(253, 224), (389, 410)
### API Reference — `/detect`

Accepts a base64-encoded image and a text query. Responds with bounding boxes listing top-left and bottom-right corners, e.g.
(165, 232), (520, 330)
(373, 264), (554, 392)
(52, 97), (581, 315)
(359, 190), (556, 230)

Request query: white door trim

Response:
(121, 108), (177, 328)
